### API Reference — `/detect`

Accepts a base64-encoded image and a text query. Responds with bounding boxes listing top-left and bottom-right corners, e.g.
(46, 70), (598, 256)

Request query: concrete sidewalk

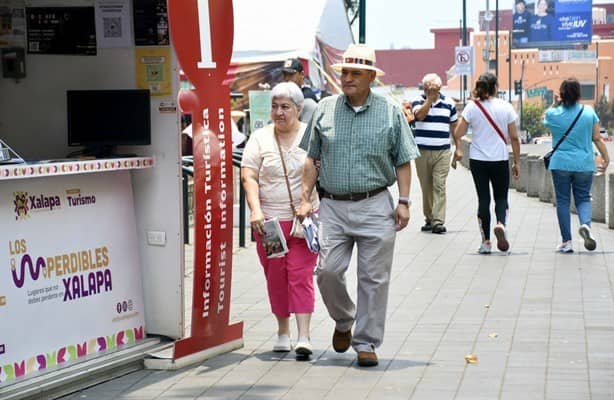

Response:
(62, 165), (614, 400)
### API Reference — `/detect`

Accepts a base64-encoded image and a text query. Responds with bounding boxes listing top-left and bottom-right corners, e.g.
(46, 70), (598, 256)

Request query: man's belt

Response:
(320, 187), (387, 201)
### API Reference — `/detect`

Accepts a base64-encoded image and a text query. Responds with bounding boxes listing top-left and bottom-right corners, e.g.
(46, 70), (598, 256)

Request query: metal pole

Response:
(520, 60), (525, 131)
(182, 173), (189, 244)
(463, 0), (467, 105)
(508, 25), (512, 102)
(495, 0), (499, 78)
(359, 0), (366, 44)
(459, 18), (463, 104)
(596, 41), (599, 103)
(239, 181), (246, 247)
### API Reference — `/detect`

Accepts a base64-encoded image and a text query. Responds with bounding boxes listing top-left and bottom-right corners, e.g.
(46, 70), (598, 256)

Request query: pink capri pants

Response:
(255, 219), (317, 317)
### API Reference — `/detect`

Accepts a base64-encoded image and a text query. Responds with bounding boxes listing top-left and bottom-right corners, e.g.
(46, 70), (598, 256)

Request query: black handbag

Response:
(544, 105), (584, 169)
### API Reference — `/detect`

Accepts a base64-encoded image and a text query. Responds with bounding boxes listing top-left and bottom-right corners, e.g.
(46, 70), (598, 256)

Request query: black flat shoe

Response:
(421, 223), (433, 232)
(432, 224), (447, 234)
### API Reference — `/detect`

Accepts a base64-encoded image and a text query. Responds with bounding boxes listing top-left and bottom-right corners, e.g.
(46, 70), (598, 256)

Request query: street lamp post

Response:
(596, 41), (599, 103)
(359, 0), (366, 44)
(495, 0), (499, 78)
(463, 0), (467, 106)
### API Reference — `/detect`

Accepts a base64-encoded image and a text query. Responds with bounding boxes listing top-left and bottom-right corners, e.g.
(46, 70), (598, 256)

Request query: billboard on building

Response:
(512, 0), (592, 49)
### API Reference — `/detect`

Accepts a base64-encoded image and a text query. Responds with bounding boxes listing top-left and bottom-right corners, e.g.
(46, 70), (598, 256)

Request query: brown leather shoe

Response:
(357, 351), (378, 367)
(332, 329), (352, 353)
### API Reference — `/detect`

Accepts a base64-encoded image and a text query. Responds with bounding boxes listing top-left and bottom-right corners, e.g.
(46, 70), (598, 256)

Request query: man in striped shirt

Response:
(412, 73), (458, 234)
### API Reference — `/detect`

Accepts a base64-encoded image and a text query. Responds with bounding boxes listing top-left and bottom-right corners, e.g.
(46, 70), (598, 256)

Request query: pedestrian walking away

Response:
(453, 72), (521, 254)
(412, 73), (458, 234)
(543, 77), (610, 253)
(241, 82), (320, 359)
(297, 43), (420, 367)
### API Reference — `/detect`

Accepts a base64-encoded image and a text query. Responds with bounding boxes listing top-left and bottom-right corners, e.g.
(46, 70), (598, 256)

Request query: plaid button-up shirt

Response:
(300, 91), (419, 194)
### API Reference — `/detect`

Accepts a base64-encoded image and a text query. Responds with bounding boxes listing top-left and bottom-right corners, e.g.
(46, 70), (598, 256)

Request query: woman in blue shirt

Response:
(543, 78), (610, 253)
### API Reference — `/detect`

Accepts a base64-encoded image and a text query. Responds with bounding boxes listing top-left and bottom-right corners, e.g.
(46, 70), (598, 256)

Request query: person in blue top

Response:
(543, 77), (610, 253)
(529, 0), (554, 43)
(513, 0), (531, 46)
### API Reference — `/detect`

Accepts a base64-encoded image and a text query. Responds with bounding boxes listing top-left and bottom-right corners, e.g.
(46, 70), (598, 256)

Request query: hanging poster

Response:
(95, 0), (132, 48)
(135, 46), (171, 96)
(248, 90), (272, 133)
(26, 7), (96, 55)
(0, 0), (26, 48)
(133, 0), (168, 46)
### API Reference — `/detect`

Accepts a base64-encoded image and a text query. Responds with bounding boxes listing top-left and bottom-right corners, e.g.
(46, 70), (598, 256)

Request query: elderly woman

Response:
(240, 82), (319, 356)
(544, 78), (610, 253)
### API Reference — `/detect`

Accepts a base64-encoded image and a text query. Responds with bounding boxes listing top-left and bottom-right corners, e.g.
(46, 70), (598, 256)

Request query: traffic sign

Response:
(455, 46), (474, 76)
(527, 87), (547, 98)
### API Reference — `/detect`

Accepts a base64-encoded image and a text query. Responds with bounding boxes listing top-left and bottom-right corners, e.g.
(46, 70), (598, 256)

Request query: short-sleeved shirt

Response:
(241, 123), (319, 220)
(513, 11), (531, 44)
(299, 91), (420, 194)
(529, 13), (554, 42)
(411, 93), (458, 150)
(544, 104), (598, 172)
(461, 98), (517, 161)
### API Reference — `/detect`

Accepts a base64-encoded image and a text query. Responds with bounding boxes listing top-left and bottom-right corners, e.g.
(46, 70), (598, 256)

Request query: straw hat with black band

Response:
(331, 43), (385, 76)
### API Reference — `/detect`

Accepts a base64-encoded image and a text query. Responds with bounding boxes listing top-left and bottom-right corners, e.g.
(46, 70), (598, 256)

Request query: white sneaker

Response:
(578, 224), (597, 251)
(556, 241), (573, 253)
(273, 334), (291, 352)
(294, 336), (312, 356)
(494, 223), (510, 252)
(478, 241), (492, 254)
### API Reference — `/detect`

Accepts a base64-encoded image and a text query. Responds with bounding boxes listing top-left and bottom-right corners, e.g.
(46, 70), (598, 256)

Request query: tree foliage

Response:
(522, 102), (547, 137)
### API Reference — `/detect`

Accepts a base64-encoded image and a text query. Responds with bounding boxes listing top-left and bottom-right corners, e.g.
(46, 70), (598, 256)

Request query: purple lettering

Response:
(62, 278), (72, 301)
(36, 354), (46, 369)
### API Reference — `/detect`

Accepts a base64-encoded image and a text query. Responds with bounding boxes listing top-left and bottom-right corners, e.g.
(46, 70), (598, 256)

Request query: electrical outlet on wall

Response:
(147, 230), (166, 246)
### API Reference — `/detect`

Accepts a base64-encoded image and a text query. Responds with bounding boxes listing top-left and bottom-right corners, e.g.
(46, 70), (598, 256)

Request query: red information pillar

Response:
(168, 0), (243, 359)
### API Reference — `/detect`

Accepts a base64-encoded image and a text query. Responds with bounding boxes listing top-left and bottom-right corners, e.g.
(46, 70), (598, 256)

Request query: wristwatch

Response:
(398, 197), (411, 206)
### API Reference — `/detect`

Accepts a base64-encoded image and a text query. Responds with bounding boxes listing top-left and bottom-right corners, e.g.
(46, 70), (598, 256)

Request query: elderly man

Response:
(297, 43), (419, 367)
(411, 73), (458, 234)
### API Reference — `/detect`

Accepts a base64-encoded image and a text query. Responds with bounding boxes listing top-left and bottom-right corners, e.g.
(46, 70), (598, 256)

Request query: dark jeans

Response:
(469, 159), (510, 241)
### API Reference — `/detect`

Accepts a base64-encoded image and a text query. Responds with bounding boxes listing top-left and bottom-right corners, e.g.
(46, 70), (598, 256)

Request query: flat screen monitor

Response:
(67, 89), (151, 156)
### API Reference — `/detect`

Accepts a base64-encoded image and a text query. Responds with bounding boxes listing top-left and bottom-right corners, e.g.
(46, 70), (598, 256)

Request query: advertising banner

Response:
(512, 0), (592, 49)
(0, 171), (145, 383)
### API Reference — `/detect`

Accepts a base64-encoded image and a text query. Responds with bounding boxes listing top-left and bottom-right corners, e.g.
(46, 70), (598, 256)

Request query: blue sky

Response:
(365, 0), (610, 50)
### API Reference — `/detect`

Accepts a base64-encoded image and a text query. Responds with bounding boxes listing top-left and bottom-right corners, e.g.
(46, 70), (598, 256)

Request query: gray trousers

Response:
(316, 190), (396, 353)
